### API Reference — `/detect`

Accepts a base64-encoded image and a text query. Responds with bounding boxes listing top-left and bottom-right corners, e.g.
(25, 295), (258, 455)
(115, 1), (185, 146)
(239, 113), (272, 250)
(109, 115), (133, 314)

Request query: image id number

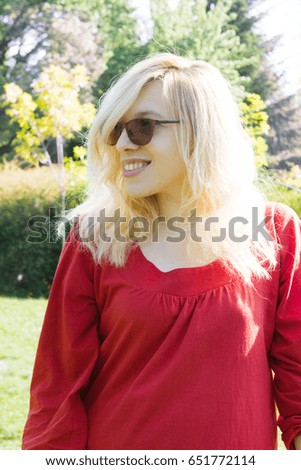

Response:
(188, 455), (256, 466)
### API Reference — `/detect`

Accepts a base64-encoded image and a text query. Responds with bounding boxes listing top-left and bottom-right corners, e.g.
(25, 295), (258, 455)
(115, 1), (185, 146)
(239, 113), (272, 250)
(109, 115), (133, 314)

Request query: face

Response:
(114, 80), (187, 208)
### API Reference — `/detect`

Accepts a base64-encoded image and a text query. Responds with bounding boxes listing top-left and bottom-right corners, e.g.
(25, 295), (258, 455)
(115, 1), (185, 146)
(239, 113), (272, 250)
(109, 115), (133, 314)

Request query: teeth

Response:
(124, 162), (150, 171)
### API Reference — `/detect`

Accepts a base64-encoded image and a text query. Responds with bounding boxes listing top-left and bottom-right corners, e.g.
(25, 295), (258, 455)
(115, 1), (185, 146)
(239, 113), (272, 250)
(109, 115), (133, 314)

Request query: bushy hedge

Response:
(0, 164), (86, 298)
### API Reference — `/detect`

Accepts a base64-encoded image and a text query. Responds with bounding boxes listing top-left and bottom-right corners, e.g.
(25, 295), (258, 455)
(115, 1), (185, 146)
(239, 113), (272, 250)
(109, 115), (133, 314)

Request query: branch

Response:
(12, 34), (49, 64)
(27, 118), (59, 185)
(0, 3), (51, 62)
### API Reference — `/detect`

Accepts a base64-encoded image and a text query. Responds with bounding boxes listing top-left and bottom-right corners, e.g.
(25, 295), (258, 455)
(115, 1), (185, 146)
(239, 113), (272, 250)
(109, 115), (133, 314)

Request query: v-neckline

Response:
(118, 244), (236, 297)
(136, 244), (221, 274)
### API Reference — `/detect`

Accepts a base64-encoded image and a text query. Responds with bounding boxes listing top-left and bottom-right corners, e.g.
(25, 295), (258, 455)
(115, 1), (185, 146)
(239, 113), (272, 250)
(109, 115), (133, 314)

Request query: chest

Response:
(138, 239), (217, 272)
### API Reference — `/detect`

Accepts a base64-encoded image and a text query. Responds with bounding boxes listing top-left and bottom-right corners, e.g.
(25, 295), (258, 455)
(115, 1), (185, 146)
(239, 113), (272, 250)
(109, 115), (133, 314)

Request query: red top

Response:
(22, 202), (301, 450)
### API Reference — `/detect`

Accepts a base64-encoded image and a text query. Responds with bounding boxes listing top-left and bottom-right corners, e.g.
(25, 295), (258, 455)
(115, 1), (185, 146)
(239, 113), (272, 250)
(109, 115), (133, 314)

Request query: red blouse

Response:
(22, 202), (301, 450)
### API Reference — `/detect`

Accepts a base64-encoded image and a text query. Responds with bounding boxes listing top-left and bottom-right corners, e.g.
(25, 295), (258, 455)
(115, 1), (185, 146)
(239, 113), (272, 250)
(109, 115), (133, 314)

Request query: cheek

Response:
(166, 149), (186, 176)
(146, 134), (186, 179)
(149, 139), (183, 165)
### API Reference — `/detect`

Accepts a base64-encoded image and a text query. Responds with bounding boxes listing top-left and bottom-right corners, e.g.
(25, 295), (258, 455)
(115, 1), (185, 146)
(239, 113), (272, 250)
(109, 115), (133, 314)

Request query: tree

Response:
(205, 0), (275, 99)
(145, 0), (254, 99)
(0, 0), (143, 161)
(266, 91), (301, 156)
(45, 6), (105, 90)
(257, 38), (301, 157)
(4, 65), (96, 213)
(0, 0), (106, 161)
(0, 1), (57, 160)
(0, 1), (57, 88)
(92, 0), (144, 96)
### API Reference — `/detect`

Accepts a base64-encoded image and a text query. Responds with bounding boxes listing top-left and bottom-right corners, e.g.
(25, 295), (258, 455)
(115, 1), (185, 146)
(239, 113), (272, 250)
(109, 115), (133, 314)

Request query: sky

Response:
(129, 0), (301, 95)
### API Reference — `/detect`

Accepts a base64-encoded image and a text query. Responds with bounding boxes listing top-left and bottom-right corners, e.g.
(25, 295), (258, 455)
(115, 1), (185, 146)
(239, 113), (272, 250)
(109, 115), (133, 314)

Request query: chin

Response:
(124, 184), (157, 200)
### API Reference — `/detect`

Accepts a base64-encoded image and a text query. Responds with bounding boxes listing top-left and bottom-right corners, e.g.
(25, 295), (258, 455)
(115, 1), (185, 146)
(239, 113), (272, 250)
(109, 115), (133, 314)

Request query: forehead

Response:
(123, 80), (168, 120)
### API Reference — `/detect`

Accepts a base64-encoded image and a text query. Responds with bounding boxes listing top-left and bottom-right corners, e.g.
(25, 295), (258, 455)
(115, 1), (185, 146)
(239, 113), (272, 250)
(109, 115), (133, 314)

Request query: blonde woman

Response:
(22, 53), (301, 450)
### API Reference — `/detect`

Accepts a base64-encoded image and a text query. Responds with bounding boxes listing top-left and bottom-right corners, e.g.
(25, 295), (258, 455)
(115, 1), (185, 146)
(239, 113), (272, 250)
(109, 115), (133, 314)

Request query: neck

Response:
(157, 193), (184, 220)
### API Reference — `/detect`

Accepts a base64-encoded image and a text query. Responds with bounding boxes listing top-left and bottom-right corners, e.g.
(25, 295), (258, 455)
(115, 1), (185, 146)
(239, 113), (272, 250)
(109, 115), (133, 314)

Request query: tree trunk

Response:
(56, 134), (66, 244)
(56, 133), (65, 213)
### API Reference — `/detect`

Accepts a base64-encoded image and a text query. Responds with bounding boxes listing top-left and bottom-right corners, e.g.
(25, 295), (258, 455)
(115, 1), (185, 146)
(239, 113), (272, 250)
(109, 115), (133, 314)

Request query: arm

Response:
(22, 227), (100, 449)
(269, 204), (301, 450)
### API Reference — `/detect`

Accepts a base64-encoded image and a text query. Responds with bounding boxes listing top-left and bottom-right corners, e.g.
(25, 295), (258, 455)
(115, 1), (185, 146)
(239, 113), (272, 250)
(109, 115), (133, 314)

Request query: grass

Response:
(260, 164), (301, 218)
(0, 296), (46, 449)
(0, 296), (286, 450)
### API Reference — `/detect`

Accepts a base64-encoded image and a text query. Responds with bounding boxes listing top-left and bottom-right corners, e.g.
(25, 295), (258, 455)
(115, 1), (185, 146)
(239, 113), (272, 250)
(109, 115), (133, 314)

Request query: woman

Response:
(22, 53), (301, 450)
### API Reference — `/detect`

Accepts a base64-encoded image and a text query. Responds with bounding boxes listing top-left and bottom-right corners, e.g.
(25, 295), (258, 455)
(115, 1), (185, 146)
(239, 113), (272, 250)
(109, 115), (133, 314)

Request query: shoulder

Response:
(263, 202), (301, 275)
(264, 201), (300, 240)
(56, 223), (99, 279)
(264, 201), (300, 222)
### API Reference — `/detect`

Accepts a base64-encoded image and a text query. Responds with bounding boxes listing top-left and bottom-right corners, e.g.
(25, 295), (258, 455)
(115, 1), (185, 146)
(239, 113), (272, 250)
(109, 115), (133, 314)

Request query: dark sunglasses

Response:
(107, 118), (180, 146)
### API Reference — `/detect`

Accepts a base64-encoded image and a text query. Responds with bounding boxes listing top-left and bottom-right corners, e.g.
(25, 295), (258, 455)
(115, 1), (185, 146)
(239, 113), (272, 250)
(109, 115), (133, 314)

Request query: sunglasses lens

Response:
(108, 122), (123, 146)
(108, 119), (155, 146)
(127, 119), (154, 145)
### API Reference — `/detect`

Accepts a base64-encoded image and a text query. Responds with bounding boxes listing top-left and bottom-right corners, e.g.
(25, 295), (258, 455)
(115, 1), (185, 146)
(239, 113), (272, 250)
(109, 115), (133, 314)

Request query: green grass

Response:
(0, 296), (46, 449)
(259, 166), (301, 218)
(0, 296), (286, 450)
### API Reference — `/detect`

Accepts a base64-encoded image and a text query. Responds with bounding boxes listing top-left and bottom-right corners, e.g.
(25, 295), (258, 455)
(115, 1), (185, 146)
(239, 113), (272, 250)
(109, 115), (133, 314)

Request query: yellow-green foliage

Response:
(72, 145), (87, 160)
(4, 65), (96, 165)
(240, 93), (269, 167)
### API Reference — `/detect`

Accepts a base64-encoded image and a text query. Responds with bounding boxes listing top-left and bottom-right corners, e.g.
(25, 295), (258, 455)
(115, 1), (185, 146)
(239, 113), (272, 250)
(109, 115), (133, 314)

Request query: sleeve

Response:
(269, 203), (301, 450)
(22, 226), (101, 450)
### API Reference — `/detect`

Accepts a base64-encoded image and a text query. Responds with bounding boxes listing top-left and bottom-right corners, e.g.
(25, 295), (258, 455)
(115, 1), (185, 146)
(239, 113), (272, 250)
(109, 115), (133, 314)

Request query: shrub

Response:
(240, 93), (270, 168)
(0, 163), (86, 298)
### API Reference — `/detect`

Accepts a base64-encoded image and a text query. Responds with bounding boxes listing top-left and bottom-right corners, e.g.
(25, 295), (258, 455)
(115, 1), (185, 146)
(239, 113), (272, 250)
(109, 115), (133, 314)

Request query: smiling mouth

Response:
(122, 161), (151, 178)
(123, 161), (151, 171)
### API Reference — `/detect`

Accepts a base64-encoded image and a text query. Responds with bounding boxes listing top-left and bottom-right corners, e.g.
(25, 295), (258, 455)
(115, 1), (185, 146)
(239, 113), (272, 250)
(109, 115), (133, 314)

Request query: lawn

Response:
(0, 296), (286, 450)
(0, 296), (46, 449)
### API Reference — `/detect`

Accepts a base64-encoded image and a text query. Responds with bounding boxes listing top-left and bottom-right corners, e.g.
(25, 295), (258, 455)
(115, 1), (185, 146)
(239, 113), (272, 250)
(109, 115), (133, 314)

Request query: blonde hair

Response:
(64, 52), (278, 284)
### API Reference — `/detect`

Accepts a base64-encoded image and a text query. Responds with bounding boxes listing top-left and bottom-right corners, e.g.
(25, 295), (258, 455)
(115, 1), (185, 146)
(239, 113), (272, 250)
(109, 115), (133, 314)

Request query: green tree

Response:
(0, 0), (105, 161)
(0, 1), (57, 160)
(0, 0), (57, 89)
(54, 0), (144, 93)
(4, 65), (96, 212)
(92, 0), (144, 96)
(205, 0), (274, 99)
(145, 0), (254, 99)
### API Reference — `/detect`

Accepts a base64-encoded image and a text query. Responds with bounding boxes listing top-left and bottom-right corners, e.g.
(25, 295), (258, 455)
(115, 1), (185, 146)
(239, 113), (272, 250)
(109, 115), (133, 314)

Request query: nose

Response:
(115, 128), (139, 151)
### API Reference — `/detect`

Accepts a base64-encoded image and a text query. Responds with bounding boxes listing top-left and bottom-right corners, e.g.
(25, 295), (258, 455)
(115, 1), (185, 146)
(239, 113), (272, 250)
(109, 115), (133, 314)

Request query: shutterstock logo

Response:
(26, 207), (273, 244)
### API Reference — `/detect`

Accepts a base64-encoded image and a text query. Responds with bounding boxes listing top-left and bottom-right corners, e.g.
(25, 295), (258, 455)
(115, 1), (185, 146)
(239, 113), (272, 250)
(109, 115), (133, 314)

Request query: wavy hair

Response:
(63, 52), (278, 284)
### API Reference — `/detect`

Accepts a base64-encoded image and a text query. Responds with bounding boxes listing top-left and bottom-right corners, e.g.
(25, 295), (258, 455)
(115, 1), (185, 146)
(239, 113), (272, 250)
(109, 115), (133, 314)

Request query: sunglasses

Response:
(107, 118), (180, 146)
